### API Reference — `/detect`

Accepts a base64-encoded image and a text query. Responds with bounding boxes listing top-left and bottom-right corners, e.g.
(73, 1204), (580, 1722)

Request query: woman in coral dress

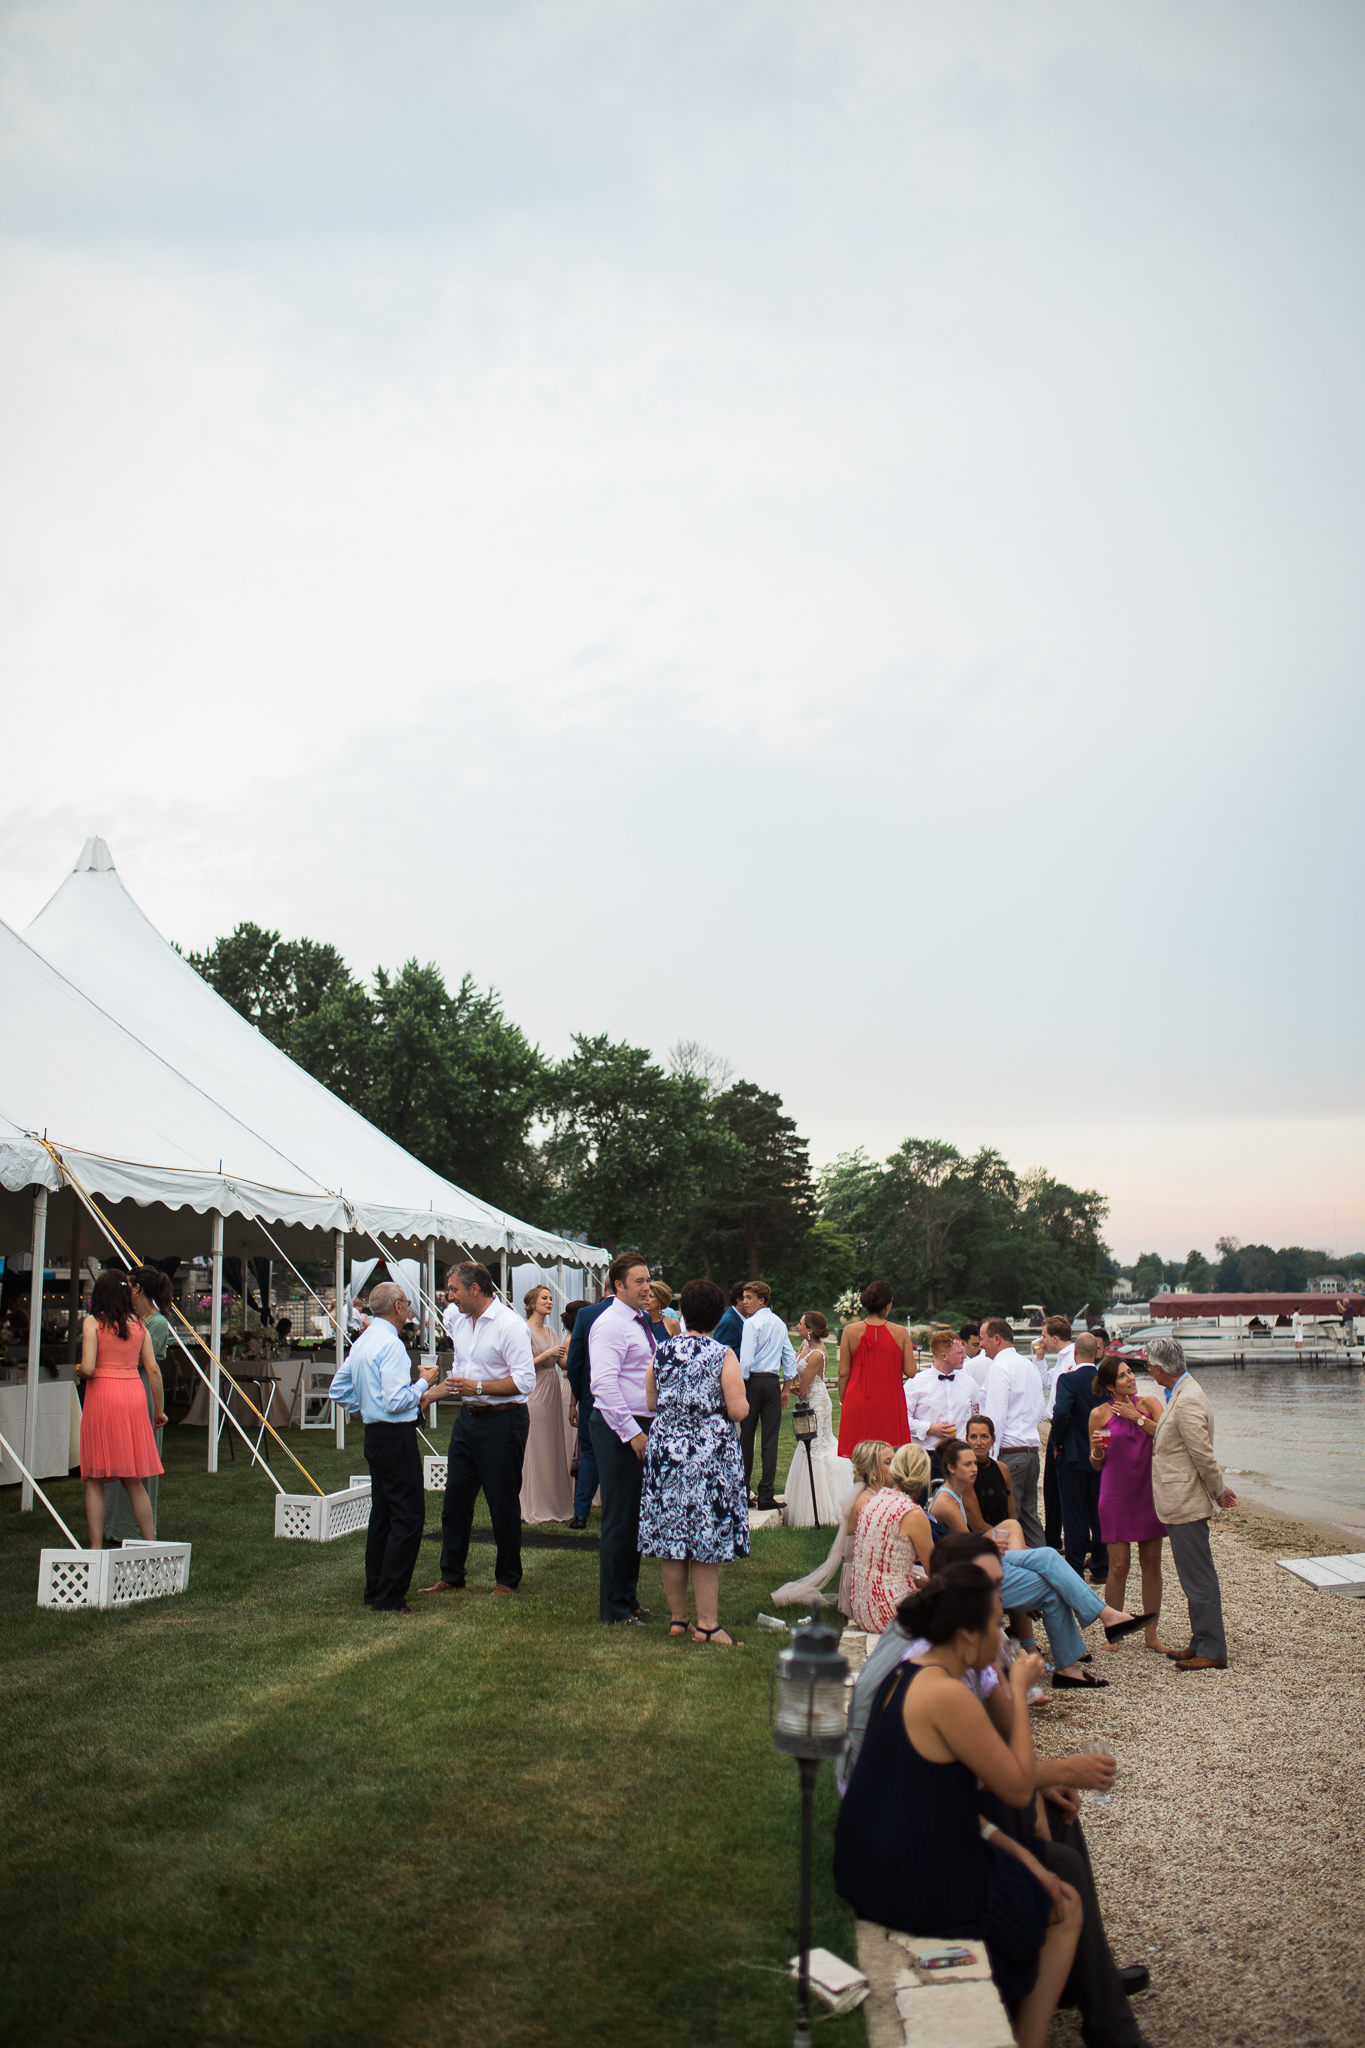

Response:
(78, 1269), (165, 1547)
(836, 1280), (915, 1457)
(519, 1284), (575, 1523)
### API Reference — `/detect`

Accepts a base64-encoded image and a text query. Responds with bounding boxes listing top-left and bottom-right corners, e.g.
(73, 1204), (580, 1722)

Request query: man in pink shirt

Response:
(588, 1249), (658, 1624)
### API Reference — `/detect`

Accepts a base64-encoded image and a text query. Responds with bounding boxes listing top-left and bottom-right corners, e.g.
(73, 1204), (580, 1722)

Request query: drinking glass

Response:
(1081, 1744), (1115, 1806)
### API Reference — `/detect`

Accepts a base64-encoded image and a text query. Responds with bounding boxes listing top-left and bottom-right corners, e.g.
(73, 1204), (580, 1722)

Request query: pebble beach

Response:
(1036, 1499), (1365, 2048)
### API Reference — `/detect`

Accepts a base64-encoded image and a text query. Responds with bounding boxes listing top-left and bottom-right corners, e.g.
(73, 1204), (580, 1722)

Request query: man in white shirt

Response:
(737, 1281), (798, 1509)
(959, 1324), (990, 1392)
(1039, 1314), (1076, 1550)
(418, 1261), (536, 1598)
(905, 1328), (976, 1478)
(978, 1317), (1046, 1548)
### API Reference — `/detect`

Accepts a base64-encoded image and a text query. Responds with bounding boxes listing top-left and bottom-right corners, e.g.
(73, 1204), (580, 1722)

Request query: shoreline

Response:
(1215, 1492), (1365, 1553)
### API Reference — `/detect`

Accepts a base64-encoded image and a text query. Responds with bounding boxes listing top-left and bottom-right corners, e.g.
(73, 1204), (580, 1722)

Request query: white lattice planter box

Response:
(38, 1542), (193, 1611)
(423, 1455), (448, 1491)
(274, 1478), (372, 1541)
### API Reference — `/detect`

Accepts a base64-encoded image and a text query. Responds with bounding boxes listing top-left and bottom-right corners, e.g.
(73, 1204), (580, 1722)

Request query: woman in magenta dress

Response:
(78, 1269), (165, 1548)
(836, 1280), (914, 1457)
(1088, 1356), (1173, 1656)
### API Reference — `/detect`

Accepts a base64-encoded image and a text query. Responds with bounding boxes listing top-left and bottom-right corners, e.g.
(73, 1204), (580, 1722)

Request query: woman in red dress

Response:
(836, 1281), (915, 1456)
(78, 1269), (165, 1547)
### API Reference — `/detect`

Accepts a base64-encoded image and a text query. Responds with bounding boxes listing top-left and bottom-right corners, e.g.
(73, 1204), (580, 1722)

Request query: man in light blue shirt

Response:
(329, 1281), (448, 1614)
(737, 1282), (797, 1510)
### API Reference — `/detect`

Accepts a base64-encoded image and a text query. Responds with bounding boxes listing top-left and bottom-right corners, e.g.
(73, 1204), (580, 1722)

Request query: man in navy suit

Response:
(565, 1291), (612, 1529)
(1051, 1330), (1110, 1583)
(712, 1282), (747, 1360)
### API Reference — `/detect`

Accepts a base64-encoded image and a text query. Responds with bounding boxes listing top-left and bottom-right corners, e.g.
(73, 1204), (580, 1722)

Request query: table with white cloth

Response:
(182, 1348), (326, 1428)
(0, 1382), (82, 1485)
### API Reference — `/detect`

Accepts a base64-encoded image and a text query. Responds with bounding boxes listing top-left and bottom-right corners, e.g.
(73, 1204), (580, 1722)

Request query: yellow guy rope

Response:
(43, 1143), (324, 1496)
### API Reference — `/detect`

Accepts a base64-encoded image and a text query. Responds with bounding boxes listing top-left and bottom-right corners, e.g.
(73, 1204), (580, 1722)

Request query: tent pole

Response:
(334, 1228), (346, 1451)
(501, 1232), (510, 1306)
(425, 1235), (437, 1367)
(208, 1210), (223, 1473)
(65, 1205), (82, 1366)
(20, 1186), (48, 1513)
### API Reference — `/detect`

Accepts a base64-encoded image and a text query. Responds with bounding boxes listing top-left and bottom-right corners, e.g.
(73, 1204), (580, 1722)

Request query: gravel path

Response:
(1037, 1502), (1365, 2047)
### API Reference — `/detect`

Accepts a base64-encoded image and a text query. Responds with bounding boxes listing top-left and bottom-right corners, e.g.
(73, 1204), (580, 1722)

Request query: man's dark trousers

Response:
(572, 1396), (599, 1520)
(1040, 1814), (1143, 2048)
(1058, 1460), (1109, 1581)
(590, 1410), (650, 1621)
(1043, 1436), (1063, 1549)
(363, 1420), (425, 1610)
(439, 1405), (529, 1588)
(740, 1371), (782, 1506)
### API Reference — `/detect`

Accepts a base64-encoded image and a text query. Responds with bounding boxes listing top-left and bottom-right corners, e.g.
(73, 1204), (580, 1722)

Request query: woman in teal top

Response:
(104, 1265), (173, 1539)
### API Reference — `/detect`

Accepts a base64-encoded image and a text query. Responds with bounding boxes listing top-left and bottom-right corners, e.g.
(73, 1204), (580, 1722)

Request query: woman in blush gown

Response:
(1089, 1356), (1173, 1655)
(519, 1284), (574, 1523)
(836, 1281), (915, 1456)
(783, 1313), (855, 1528)
(78, 1269), (165, 1548)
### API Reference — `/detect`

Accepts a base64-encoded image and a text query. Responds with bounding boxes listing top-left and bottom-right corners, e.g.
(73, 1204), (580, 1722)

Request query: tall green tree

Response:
(544, 1035), (740, 1257)
(187, 929), (546, 1213)
(676, 1081), (817, 1286)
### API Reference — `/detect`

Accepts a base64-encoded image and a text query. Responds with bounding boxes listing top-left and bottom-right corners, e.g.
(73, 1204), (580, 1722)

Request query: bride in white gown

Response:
(782, 1314), (855, 1528)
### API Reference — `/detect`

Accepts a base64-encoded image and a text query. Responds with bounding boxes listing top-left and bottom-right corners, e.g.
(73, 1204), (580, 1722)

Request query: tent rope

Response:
(39, 1144), (318, 1496)
(0, 1426), (82, 1547)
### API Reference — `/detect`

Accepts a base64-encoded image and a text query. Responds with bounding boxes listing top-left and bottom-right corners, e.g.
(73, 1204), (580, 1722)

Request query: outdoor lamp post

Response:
(770, 1598), (850, 2048)
(790, 1399), (821, 1528)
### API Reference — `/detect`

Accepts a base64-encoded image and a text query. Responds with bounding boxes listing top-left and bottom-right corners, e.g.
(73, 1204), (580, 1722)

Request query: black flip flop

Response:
(1052, 1671), (1110, 1689)
(1104, 1611), (1159, 1645)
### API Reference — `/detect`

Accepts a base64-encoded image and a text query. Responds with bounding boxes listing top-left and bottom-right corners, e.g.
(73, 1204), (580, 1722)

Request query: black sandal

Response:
(669, 1616), (692, 1637)
(1104, 1611), (1158, 1645)
(694, 1626), (743, 1647)
(1052, 1671), (1109, 1689)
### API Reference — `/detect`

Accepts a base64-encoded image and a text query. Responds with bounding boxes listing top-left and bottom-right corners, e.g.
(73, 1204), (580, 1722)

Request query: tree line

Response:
(187, 923), (1114, 1320)
(1123, 1240), (1364, 1300)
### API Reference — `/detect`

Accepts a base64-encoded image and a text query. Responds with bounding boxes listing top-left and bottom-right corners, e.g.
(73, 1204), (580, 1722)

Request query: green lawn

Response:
(2, 1412), (863, 2048)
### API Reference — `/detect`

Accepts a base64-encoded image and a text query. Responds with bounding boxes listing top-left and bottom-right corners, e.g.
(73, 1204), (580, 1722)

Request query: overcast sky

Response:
(2, 1), (1362, 1261)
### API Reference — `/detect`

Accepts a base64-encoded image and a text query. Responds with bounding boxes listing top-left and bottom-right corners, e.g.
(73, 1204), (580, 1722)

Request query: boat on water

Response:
(1104, 1290), (1364, 1366)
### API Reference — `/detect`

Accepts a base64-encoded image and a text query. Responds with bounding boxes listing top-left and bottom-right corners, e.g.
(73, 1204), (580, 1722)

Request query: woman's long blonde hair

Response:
(850, 1438), (893, 1487)
(888, 1443), (931, 1495)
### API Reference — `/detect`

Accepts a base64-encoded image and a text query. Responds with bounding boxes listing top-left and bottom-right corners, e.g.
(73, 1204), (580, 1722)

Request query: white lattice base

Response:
(37, 1542), (193, 1610)
(423, 1455), (448, 1491)
(274, 1479), (372, 1541)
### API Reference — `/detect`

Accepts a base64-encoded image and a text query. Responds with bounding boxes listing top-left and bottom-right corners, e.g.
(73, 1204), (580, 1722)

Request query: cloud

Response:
(0, 0), (1362, 1258)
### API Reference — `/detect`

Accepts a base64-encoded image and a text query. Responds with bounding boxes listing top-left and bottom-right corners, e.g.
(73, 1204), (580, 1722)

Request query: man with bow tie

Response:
(588, 1251), (660, 1624)
(904, 1327), (976, 1481)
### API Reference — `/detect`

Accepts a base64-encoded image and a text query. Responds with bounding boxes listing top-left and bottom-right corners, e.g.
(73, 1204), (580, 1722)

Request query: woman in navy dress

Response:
(835, 1567), (1083, 2048)
(639, 1277), (750, 1645)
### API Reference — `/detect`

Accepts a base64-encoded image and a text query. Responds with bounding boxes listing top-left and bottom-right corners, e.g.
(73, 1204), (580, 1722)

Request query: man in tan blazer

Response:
(1147, 1336), (1236, 1671)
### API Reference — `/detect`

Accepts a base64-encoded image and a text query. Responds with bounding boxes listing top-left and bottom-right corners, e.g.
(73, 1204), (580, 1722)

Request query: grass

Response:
(2, 1410), (863, 2048)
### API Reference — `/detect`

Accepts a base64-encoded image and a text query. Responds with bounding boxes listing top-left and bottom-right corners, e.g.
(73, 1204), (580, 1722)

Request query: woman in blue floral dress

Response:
(639, 1277), (751, 1646)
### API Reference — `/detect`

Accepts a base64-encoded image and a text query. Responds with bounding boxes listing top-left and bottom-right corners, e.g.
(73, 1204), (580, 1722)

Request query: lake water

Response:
(1135, 1362), (1365, 1535)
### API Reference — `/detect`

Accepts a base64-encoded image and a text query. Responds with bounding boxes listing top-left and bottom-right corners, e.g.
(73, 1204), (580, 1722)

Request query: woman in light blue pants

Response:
(1001, 1547), (1151, 1688)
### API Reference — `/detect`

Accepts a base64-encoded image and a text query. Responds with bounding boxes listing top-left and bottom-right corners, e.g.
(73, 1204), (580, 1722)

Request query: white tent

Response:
(2, 840), (603, 1501)
(0, 914), (343, 1248)
(24, 838), (598, 1269)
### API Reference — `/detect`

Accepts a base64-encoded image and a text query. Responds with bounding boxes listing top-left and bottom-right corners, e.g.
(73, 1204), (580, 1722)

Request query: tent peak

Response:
(75, 837), (116, 874)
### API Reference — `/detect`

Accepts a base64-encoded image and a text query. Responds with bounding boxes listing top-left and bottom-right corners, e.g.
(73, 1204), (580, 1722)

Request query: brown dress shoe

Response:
(415, 1578), (465, 1594)
(1165, 1641), (1196, 1660)
(1174, 1654), (1227, 1671)
(491, 1584), (516, 1597)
